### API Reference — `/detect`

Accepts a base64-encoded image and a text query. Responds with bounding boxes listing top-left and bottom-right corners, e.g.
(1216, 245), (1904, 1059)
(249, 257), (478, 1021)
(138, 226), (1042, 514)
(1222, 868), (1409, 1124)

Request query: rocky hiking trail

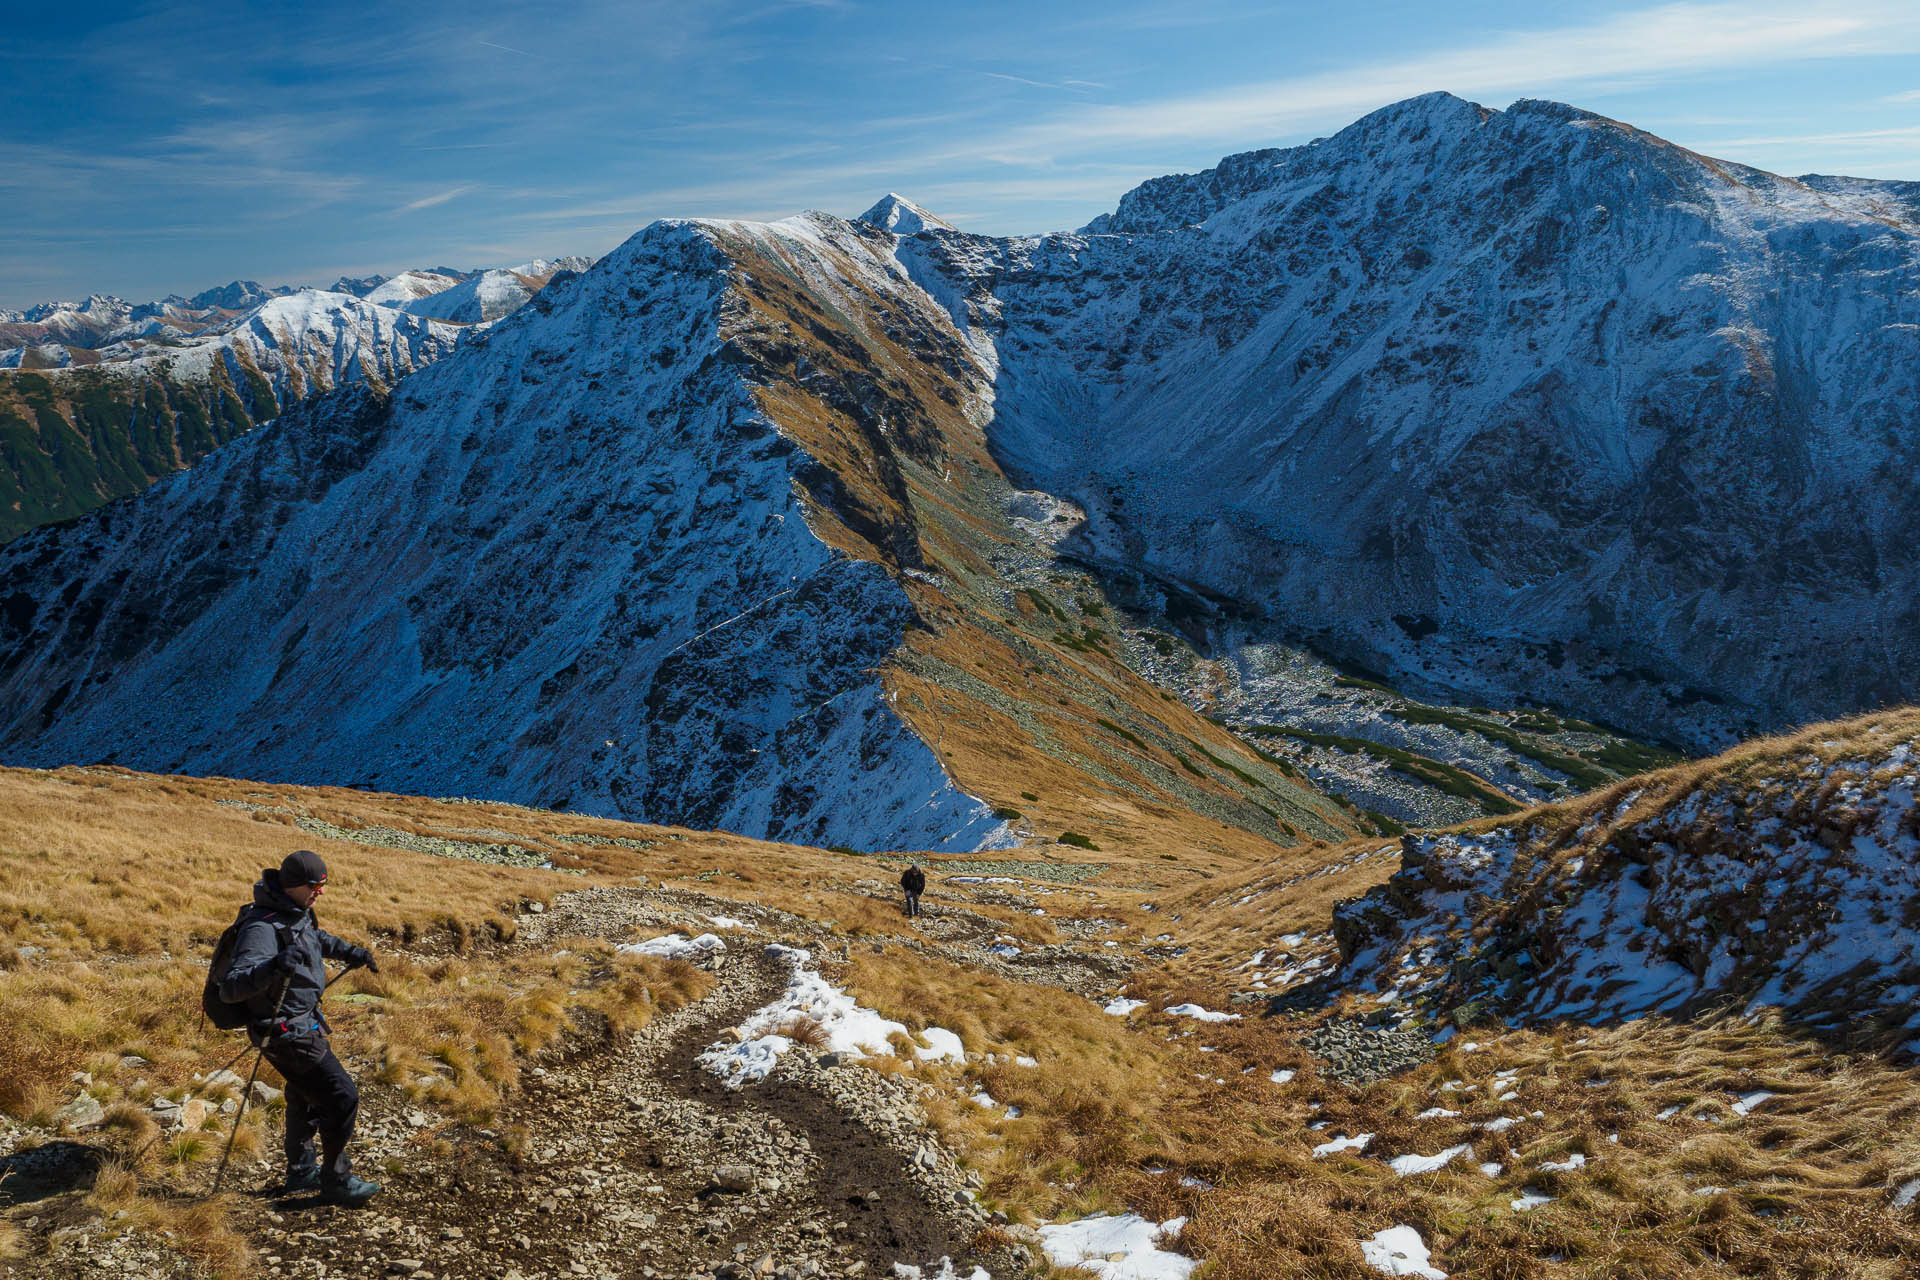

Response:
(213, 885), (1032, 1280)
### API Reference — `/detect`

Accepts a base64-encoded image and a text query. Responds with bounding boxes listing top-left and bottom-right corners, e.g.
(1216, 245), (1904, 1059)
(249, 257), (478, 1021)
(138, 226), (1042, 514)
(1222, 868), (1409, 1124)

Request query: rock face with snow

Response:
(0, 220), (1010, 851)
(858, 194), (956, 238)
(1329, 715), (1920, 1041)
(401, 260), (592, 324)
(890, 93), (1920, 750)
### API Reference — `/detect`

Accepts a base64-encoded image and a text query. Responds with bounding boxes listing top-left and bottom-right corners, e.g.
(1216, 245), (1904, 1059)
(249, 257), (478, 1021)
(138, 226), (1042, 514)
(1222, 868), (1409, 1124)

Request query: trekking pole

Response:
(205, 964), (349, 1199)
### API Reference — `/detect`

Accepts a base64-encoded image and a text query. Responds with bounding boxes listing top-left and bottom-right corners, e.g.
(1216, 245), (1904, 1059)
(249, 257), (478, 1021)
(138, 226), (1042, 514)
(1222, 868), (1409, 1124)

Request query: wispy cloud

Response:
(394, 186), (475, 214)
(1688, 125), (1920, 154)
(473, 37), (539, 58)
(1882, 88), (1920, 104)
(965, 1), (1920, 162)
(982, 71), (1097, 93)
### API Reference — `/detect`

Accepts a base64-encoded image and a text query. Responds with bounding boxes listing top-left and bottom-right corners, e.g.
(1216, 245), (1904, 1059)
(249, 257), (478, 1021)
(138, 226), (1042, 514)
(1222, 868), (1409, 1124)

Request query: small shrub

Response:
(165, 1136), (207, 1166)
(1020, 792), (1039, 802)
(992, 806), (1023, 821)
(1095, 718), (1150, 751)
(1057, 832), (1100, 851)
(772, 1015), (830, 1047)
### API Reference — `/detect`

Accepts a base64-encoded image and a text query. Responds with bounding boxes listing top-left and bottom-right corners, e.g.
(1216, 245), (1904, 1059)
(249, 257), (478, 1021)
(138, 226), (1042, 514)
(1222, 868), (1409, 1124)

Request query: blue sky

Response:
(6, 0), (1920, 308)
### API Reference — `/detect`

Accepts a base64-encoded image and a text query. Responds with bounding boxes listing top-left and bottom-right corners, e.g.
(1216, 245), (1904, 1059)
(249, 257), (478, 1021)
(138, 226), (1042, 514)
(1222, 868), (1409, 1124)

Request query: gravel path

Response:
(205, 887), (1015, 1280)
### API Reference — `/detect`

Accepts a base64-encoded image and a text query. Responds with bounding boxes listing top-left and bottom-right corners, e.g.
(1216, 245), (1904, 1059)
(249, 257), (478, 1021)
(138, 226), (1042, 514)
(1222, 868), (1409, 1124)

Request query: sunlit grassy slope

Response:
(5, 710), (1920, 1278)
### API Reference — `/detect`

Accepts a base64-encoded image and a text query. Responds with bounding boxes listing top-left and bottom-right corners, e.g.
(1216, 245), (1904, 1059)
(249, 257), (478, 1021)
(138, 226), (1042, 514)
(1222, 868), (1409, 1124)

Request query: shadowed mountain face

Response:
(0, 93), (1916, 846)
(0, 207), (1341, 854)
(0, 225), (1021, 852)
(895, 93), (1920, 751)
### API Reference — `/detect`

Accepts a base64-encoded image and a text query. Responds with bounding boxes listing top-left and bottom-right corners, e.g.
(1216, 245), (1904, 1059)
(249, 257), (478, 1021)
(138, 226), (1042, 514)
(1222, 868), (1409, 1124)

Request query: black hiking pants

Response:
(258, 1027), (358, 1185)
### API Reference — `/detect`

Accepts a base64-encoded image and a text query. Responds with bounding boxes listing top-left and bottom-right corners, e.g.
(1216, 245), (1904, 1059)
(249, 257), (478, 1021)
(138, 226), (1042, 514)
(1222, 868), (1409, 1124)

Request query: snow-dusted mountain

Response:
(0, 281), (300, 356)
(5, 92), (1918, 844)
(0, 256), (591, 541)
(401, 259), (595, 324)
(858, 194), (954, 237)
(886, 93), (1920, 750)
(0, 210), (1347, 852)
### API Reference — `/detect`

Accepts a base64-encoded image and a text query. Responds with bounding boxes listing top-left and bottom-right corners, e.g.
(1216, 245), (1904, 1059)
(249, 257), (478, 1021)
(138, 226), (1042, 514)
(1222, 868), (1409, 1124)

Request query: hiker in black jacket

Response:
(219, 850), (381, 1205)
(901, 864), (926, 918)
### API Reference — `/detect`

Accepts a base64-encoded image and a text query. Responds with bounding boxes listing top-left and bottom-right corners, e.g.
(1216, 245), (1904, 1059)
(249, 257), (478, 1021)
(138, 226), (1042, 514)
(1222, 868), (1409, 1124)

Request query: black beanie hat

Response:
(280, 849), (329, 888)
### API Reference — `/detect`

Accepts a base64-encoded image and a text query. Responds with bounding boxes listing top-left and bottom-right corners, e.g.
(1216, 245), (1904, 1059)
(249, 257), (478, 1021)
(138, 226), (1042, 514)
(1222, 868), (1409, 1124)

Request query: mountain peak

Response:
(856, 193), (955, 236)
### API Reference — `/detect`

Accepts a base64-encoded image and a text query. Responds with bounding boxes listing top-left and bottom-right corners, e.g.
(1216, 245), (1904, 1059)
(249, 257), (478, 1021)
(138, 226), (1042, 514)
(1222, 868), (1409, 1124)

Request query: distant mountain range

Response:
(0, 256), (592, 541)
(1, 93), (1916, 848)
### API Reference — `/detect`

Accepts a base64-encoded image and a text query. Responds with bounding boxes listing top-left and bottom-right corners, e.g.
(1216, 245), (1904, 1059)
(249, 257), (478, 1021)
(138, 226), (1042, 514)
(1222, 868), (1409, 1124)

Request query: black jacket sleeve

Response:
(219, 918), (285, 1003)
(316, 928), (359, 963)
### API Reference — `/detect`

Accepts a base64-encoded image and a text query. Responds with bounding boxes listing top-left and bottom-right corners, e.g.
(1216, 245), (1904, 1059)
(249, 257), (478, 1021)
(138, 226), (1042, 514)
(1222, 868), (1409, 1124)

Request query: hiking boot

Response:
(283, 1168), (322, 1194)
(318, 1175), (380, 1206)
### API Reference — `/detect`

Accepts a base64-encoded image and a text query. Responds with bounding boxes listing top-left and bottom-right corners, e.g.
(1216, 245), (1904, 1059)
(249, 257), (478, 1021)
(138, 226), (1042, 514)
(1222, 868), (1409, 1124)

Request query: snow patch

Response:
(1388, 1144), (1474, 1177)
(1361, 1225), (1448, 1278)
(1163, 1003), (1240, 1023)
(915, 1027), (966, 1064)
(1038, 1214), (1196, 1280)
(891, 1260), (988, 1280)
(1313, 1133), (1374, 1158)
(700, 944), (907, 1087)
(620, 933), (726, 960)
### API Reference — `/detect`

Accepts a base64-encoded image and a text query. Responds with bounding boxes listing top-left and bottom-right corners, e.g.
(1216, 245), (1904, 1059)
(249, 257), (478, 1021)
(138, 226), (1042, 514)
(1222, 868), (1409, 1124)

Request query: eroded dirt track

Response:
(211, 891), (1007, 1280)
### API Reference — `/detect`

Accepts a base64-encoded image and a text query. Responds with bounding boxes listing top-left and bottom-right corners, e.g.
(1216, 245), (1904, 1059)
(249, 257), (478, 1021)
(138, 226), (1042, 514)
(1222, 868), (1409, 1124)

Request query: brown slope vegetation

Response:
(0, 763), (1133, 1274)
(1084, 707), (1920, 1278)
(707, 219), (1359, 874)
(3, 734), (1920, 1278)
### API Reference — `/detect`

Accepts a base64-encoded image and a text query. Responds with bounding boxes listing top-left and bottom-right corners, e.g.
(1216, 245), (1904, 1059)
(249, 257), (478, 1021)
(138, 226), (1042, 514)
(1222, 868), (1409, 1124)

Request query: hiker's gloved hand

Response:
(346, 946), (378, 974)
(271, 947), (301, 973)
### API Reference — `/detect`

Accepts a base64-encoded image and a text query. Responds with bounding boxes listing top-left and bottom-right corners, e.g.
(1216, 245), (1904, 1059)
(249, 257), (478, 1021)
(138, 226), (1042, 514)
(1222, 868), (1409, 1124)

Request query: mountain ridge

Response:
(0, 255), (592, 543)
(886, 92), (1920, 751)
(4, 91), (1919, 848)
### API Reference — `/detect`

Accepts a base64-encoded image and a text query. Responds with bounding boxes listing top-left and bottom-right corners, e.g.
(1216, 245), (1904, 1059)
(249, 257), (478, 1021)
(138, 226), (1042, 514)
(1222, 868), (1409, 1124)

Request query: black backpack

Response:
(201, 908), (286, 1031)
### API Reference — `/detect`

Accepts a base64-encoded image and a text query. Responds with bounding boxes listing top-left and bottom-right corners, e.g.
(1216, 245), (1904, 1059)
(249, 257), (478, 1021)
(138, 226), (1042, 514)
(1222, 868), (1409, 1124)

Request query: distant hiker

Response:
(218, 849), (381, 1206)
(901, 863), (926, 918)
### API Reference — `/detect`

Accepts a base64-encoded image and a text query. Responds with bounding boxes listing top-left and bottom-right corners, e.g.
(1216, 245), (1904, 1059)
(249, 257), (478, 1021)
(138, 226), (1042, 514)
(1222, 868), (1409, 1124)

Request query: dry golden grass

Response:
(67, 1158), (252, 1276)
(906, 965), (1920, 1276)
(347, 943), (710, 1124)
(848, 820), (1920, 1275)
(7, 708), (1919, 1277)
(0, 764), (769, 1269)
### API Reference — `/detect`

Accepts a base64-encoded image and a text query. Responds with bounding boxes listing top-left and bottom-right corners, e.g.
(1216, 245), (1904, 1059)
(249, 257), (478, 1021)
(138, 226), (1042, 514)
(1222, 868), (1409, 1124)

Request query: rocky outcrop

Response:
(1327, 714), (1920, 1042)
